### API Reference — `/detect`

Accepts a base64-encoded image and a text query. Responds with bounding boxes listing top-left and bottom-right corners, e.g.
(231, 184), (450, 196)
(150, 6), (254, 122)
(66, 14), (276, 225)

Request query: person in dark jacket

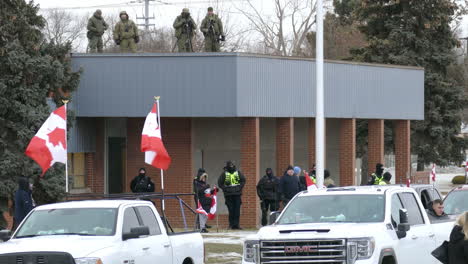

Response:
(130, 168), (155, 193)
(218, 161), (246, 229)
(193, 170), (215, 233)
(448, 212), (468, 264)
(13, 176), (34, 231)
(278, 165), (301, 206)
(256, 168), (279, 226)
(426, 199), (449, 222)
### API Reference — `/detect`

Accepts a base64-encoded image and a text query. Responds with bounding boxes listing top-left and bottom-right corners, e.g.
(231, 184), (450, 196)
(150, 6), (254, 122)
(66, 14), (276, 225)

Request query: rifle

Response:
(183, 20), (193, 52)
(208, 20), (217, 51)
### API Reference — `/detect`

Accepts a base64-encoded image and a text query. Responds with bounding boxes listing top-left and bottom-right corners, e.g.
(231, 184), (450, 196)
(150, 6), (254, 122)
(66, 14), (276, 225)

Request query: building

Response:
(68, 53), (424, 228)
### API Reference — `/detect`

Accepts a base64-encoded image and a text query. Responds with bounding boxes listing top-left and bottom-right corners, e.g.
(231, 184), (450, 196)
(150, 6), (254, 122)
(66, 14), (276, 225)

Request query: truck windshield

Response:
(277, 194), (385, 224)
(15, 208), (118, 238)
(444, 191), (468, 215)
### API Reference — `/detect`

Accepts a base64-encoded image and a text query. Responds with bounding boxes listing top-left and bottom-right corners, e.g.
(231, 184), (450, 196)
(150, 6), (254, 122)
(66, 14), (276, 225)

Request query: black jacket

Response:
(448, 225), (468, 264)
(256, 174), (279, 201)
(218, 170), (246, 197)
(193, 179), (213, 212)
(279, 173), (301, 200)
(130, 175), (155, 193)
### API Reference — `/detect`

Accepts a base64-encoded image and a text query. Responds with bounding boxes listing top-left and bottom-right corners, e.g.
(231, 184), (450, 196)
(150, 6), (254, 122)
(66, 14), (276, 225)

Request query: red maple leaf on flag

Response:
(47, 127), (66, 148)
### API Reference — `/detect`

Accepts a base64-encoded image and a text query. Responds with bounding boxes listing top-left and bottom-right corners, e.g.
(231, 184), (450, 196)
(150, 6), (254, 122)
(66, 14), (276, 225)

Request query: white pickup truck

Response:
(0, 200), (204, 264)
(243, 185), (454, 264)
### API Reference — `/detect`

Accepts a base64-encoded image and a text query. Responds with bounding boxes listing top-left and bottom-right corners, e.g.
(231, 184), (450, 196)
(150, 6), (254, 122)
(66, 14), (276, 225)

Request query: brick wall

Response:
(339, 119), (356, 186)
(368, 119), (384, 175)
(395, 120), (411, 184)
(308, 118), (316, 169)
(240, 118), (260, 228)
(276, 118), (294, 174)
(92, 118), (105, 193)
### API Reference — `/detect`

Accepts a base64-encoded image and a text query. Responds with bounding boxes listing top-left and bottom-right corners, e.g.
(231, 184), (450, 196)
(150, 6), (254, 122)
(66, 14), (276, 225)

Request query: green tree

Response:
(351, 0), (467, 169)
(0, 0), (80, 227)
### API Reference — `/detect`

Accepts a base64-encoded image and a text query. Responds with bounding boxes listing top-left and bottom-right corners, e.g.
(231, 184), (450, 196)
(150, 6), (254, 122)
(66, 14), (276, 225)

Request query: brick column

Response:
(308, 118), (316, 169)
(240, 117), (260, 228)
(93, 118), (105, 194)
(276, 118), (294, 175)
(339, 119), (356, 186)
(395, 120), (411, 184)
(368, 119), (385, 175)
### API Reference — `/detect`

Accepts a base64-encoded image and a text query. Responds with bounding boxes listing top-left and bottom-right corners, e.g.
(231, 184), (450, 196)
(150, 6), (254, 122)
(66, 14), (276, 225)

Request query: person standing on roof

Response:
(87, 9), (108, 53)
(113, 11), (139, 53)
(200, 7), (225, 52)
(173, 8), (197, 52)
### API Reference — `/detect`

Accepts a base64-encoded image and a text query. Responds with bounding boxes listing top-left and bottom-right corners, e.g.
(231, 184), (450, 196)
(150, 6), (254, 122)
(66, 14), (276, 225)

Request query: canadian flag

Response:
(431, 163), (436, 182)
(25, 105), (67, 177)
(141, 103), (171, 170)
(196, 189), (217, 220)
(304, 171), (318, 191)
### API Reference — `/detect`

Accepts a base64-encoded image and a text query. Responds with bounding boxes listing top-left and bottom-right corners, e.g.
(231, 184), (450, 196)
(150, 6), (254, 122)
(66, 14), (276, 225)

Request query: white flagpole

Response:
(155, 96), (165, 213)
(63, 100), (69, 193)
(315, 0), (325, 188)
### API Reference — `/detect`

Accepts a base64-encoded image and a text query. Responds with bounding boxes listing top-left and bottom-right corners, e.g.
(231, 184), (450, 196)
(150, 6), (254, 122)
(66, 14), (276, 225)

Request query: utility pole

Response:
(315, 0), (325, 188)
(136, 0), (155, 31)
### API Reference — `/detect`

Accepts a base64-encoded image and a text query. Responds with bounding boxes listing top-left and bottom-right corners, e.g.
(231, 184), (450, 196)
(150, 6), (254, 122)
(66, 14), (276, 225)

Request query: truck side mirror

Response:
(122, 226), (150, 241)
(396, 209), (410, 239)
(269, 211), (280, 225)
(0, 230), (11, 242)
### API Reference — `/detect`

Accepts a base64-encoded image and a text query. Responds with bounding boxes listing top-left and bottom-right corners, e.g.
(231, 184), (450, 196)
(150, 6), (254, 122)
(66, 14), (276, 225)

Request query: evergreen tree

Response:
(0, 0), (80, 226)
(350, 0), (467, 169)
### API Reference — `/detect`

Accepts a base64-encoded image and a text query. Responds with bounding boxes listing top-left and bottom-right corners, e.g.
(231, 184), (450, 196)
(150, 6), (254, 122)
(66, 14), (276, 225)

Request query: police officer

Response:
(378, 172), (392, 185)
(113, 11), (139, 53)
(218, 161), (246, 229)
(173, 8), (197, 52)
(87, 9), (108, 53)
(256, 168), (279, 226)
(368, 163), (385, 185)
(130, 168), (155, 193)
(200, 7), (225, 52)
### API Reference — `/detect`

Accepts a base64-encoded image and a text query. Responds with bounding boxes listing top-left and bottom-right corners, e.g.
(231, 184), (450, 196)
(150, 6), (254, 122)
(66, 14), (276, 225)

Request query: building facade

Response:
(67, 53), (424, 228)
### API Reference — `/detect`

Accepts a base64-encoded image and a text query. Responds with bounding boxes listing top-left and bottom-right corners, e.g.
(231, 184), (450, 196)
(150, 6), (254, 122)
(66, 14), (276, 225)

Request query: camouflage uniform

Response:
(200, 9), (224, 52)
(113, 11), (139, 53)
(87, 10), (108, 53)
(173, 8), (197, 52)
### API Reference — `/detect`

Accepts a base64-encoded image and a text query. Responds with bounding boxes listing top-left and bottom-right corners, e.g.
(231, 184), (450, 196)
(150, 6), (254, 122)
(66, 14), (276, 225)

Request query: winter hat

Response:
(293, 166), (301, 175)
(208, 7), (213, 11)
(196, 168), (206, 179)
(182, 8), (189, 13)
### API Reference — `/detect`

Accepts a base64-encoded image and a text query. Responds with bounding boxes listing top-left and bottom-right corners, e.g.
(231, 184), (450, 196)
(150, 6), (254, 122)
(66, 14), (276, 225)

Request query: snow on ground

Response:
(202, 231), (257, 245)
(203, 231), (257, 264)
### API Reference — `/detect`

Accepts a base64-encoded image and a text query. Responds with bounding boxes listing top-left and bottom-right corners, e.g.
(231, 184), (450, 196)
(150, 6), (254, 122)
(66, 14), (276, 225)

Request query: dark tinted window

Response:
(123, 208), (140, 234)
(136, 206), (161, 235)
(399, 193), (425, 225)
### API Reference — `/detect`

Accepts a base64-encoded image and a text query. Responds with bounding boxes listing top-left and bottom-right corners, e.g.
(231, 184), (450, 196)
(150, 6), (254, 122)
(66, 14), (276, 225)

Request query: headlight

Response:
(347, 237), (375, 264)
(243, 240), (259, 263)
(74, 258), (103, 264)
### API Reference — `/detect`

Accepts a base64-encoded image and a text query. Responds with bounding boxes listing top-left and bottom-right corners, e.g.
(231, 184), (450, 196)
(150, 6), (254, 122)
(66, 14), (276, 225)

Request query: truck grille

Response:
(260, 239), (346, 264)
(0, 252), (75, 264)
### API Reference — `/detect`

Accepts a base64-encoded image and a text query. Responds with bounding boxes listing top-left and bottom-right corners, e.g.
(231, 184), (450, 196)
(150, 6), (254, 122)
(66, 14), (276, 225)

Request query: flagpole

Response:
(155, 96), (166, 214)
(63, 100), (69, 193)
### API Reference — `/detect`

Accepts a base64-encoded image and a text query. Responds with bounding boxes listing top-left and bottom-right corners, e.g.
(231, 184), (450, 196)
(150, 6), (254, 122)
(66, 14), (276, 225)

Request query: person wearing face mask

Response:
(218, 161), (246, 230)
(173, 8), (197, 52)
(368, 163), (385, 185)
(86, 9), (108, 53)
(113, 11), (139, 53)
(130, 168), (155, 193)
(257, 168), (279, 226)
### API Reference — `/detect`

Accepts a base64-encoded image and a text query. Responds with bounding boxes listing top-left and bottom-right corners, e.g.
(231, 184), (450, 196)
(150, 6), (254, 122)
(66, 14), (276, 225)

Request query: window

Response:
(391, 194), (404, 227)
(122, 208), (140, 234)
(136, 206), (161, 235)
(399, 192), (425, 226)
(68, 153), (86, 189)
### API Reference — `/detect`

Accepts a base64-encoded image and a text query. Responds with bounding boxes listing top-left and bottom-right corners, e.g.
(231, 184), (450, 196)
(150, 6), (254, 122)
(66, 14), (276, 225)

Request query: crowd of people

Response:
(86, 7), (225, 53)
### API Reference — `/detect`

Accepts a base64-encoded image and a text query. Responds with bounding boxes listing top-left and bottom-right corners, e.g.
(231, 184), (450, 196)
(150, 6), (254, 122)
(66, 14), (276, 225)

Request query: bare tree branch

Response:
(41, 9), (87, 51)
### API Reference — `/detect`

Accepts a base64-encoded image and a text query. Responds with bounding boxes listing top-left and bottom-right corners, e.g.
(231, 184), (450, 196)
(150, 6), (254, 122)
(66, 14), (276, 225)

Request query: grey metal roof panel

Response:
(71, 53), (424, 120)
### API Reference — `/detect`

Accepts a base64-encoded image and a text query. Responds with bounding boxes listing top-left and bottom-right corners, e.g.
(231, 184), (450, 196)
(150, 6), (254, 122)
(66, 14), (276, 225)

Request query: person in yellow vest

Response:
(378, 172), (392, 185)
(217, 161), (246, 229)
(368, 163), (385, 185)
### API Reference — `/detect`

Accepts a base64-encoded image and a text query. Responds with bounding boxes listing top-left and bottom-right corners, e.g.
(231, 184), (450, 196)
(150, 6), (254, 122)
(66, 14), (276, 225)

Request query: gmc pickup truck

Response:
(243, 185), (453, 264)
(0, 200), (204, 264)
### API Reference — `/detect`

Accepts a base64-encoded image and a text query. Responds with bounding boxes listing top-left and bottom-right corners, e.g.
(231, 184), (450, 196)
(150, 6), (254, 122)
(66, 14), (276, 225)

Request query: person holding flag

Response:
(194, 171), (217, 233)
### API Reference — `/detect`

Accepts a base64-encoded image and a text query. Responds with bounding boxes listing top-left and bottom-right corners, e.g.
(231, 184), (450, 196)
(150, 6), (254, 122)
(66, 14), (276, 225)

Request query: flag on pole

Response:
(431, 163), (436, 182)
(25, 105), (67, 177)
(141, 103), (171, 170)
(196, 188), (217, 220)
(304, 171), (318, 191)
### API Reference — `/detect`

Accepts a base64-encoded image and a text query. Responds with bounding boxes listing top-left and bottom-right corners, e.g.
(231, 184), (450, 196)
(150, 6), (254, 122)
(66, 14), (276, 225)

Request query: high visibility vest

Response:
(373, 173), (383, 185)
(310, 175), (317, 184)
(379, 181), (387, 185)
(225, 171), (240, 185)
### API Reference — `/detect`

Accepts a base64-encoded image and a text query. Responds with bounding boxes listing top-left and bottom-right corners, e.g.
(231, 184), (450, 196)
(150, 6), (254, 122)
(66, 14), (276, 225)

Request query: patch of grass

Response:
(204, 242), (243, 264)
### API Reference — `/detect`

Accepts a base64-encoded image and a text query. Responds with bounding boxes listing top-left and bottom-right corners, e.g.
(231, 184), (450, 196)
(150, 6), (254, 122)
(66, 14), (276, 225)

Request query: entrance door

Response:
(108, 137), (126, 194)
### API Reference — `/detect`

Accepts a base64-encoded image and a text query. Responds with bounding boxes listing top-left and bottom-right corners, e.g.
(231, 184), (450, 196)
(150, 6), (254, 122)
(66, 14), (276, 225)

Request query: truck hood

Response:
(255, 222), (385, 240)
(0, 236), (116, 257)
